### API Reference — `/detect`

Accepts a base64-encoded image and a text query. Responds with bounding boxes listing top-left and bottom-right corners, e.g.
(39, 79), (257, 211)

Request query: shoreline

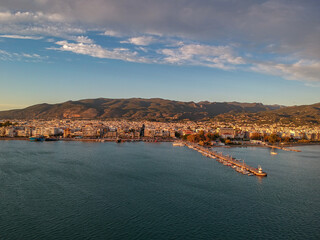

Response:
(0, 137), (174, 143)
(0, 137), (319, 148)
(214, 142), (320, 148)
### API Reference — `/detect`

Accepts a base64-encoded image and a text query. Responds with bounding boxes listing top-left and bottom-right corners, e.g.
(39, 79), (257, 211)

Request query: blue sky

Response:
(0, 0), (319, 110)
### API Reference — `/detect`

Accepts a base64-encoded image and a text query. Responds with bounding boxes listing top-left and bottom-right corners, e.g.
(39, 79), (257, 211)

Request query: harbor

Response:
(174, 142), (267, 177)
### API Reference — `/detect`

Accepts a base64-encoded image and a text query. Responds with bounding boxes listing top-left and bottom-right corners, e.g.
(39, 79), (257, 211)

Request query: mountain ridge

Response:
(0, 97), (283, 121)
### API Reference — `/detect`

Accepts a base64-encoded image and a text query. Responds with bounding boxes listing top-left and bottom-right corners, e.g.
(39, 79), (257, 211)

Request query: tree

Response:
(187, 134), (196, 142)
(268, 134), (280, 144)
(283, 137), (291, 143)
(250, 132), (261, 140)
(175, 131), (181, 138)
(0, 121), (13, 127)
(205, 133), (213, 142)
(198, 130), (205, 141)
(182, 134), (189, 140)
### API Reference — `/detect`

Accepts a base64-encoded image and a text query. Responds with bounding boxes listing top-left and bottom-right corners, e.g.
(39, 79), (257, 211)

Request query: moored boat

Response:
(173, 142), (184, 147)
(29, 136), (45, 142)
(45, 138), (59, 141)
(255, 165), (267, 177)
(270, 149), (278, 155)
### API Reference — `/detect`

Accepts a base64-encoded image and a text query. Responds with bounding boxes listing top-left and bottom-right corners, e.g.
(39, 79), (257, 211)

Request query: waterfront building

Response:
(219, 128), (236, 139)
(63, 128), (71, 138)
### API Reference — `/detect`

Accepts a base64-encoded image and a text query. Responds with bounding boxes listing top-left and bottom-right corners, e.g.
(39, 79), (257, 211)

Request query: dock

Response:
(180, 142), (267, 177)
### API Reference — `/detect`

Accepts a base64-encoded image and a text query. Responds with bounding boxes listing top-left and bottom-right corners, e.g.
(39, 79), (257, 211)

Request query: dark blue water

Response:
(0, 141), (319, 239)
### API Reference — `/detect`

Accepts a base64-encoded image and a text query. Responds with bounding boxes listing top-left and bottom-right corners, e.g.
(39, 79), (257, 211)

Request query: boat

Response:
(270, 149), (278, 155)
(172, 142), (184, 147)
(45, 138), (59, 141)
(255, 165), (267, 177)
(29, 136), (45, 142)
(242, 169), (250, 175)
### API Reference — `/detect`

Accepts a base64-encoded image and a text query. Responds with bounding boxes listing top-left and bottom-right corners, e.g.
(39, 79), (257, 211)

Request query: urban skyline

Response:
(1, 0), (320, 110)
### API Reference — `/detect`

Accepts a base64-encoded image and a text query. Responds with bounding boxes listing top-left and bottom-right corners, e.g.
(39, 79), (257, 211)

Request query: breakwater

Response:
(181, 142), (267, 177)
(268, 145), (301, 152)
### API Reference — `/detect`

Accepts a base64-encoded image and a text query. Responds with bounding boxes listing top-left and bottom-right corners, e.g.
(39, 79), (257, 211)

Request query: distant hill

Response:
(0, 98), (282, 121)
(214, 102), (320, 125)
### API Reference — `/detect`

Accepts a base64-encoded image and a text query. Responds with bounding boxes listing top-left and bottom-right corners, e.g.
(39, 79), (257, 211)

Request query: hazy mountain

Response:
(0, 98), (282, 121)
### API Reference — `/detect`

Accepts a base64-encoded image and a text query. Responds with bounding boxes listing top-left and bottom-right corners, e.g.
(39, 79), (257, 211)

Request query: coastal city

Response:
(1, 119), (319, 144)
(1, 0), (320, 239)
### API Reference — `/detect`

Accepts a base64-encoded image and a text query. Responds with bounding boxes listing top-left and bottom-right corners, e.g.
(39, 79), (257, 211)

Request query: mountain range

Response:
(0, 98), (319, 125)
(0, 98), (282, 121)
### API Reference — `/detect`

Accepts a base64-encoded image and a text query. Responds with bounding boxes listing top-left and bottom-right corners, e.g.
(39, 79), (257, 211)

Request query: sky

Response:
(0, 0), (319, 110)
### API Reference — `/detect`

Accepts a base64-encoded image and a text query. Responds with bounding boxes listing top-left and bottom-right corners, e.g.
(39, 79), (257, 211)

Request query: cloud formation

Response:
(0, 10), (84, 37)
(0, 34), (43, 40)
(252, 60), (320, 83)
(0, 0), (319, 83)
(49, 38), (245, 71)
(1, 1), (318, 57)
(51, 40), (149, 63)
(160, 44), (244, 70)
(0, 49), (46, 62)
(122, 36), (156, 46)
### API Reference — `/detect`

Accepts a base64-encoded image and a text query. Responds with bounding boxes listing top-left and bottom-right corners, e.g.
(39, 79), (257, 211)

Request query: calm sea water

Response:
(0, 141), (319, 240)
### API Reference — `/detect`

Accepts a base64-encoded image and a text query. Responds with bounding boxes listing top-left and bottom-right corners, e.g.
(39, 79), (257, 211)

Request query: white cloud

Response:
(74, 36), (94, 44)
(0, 34), (43, 40)
(49, 39), (245, 70)
(101, 30), (122, 37)
(251, 60), (320, 83)
(0, 10), (84, 38)
(122, 36), (156, 46)
(0, 49), (47, 62)
(0, 24), (85, 38)
(49, 39), (246, 71)
(136, 46), (148, 53)
(0, 49), (11, 59)
(160, 44), (245, 70)
(0, 11), (65, 23)
(50, 40), (149, 63)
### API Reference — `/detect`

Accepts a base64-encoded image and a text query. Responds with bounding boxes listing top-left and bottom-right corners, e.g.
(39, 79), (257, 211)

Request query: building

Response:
(219, 128), (235, 139)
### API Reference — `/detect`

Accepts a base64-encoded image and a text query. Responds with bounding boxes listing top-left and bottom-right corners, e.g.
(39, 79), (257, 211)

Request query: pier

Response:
(180, 142), (267, 177)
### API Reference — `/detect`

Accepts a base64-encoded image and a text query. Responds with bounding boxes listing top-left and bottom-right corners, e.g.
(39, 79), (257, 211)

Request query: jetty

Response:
(267, 145), (301, 152)
(178, 142), (267, 177)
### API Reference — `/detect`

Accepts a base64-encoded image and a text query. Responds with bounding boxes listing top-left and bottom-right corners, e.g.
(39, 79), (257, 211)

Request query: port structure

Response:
(181, 142), (267, 177)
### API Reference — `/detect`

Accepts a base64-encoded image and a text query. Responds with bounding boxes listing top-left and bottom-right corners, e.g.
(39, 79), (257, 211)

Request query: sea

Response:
(0, 141), (319, 240)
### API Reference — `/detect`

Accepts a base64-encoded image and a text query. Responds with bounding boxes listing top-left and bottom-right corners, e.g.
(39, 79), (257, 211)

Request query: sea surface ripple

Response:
(0, 141), (319, 239)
